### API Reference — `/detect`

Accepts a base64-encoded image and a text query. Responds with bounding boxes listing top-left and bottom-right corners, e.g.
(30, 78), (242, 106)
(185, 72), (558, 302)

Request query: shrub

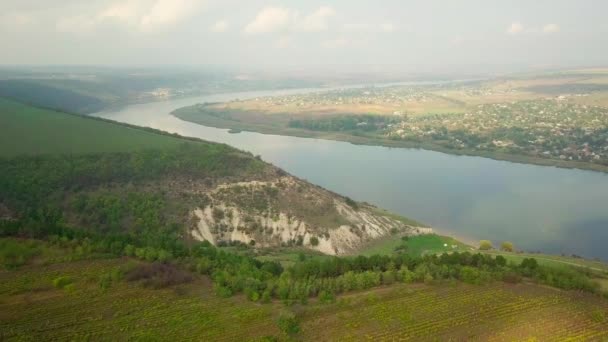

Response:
(500, 241), (514, 252)
(53, 276), (73, 289)
(344, 197), (359, 210)
(310, 236), (319, 246)
(196, 258), (212, 275)
(479, 240), (493, 250)
(520, 258), (538, 270)
(318, 290), (335, 304)
(591, 309), (606, 323)
(212, 208), (225, 221)
(0, 239), (41, 269)
(156, 250), (172, 263)
(261, 289), (272, 303)
(277, 312), (300, 335)
(214, 284), (233, 298)
(99, 273), (112, 291)
(123, 244), (135, 257)
(460, 266), (481, 284)
(125, 263), (193, 289)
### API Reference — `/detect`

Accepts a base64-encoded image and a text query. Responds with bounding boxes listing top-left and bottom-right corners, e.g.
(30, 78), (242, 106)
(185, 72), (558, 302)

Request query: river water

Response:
(95, 87), (608, 261)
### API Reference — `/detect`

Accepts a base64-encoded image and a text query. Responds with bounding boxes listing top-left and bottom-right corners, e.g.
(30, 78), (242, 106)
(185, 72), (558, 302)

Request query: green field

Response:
(482, 250), (608, 273)
(360, 234), (471, 257)
(0, 98), (191, 157)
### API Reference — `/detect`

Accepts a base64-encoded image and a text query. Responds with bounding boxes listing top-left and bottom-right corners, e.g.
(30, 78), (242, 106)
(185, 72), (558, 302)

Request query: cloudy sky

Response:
(1, 0), (607, 73)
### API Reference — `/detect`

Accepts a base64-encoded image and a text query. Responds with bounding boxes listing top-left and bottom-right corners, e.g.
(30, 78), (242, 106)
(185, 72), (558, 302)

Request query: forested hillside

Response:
(0, 98), (422, 256)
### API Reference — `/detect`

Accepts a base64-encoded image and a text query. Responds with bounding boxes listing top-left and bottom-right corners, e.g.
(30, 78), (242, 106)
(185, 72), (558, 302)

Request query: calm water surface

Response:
(96, 88), (608, 260)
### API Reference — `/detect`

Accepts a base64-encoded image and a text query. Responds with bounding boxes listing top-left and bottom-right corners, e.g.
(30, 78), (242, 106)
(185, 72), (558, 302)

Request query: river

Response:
(95, 87), (608, 261)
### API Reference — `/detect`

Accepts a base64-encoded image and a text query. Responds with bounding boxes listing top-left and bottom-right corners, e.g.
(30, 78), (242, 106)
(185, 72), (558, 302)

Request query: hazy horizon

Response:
(1, 0), (607, 74)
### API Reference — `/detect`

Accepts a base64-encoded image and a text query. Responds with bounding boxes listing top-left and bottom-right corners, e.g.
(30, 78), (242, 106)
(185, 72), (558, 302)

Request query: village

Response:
(216, 82), (608, 165)
(387, 99), (608, 164)
(248, 85), (444, 114)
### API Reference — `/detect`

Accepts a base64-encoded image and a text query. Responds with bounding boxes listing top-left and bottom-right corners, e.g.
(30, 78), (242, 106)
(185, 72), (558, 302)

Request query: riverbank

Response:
(172, 107), (608, 174)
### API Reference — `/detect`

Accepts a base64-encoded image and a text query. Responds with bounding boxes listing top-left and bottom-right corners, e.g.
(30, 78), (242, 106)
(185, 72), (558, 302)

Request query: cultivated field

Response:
(0, 258), (281, 341)
(300, 282), (608, 341)
(2, 257), (607, 341)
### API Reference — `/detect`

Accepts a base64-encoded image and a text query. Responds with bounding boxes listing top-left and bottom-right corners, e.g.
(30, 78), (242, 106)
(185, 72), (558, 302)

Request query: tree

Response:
(500, 241), (514, 252)
(520, 258), (538, 270)
(478, 240), (493, 250)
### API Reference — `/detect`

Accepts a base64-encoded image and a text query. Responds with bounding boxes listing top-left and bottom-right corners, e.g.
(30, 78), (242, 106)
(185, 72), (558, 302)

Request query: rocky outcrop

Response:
(189, 177), (431, 255)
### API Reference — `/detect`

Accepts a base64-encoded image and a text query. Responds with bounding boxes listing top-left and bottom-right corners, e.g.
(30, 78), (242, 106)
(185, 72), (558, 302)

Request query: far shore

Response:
(171, 108), (608, 174)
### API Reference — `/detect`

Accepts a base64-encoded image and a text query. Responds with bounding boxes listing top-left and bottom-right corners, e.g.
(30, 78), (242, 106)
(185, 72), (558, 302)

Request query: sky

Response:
(1, 0), (607, 73)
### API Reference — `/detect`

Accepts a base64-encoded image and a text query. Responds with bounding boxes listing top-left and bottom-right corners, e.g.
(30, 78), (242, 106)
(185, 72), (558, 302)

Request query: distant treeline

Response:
(288, 115), (397, 132)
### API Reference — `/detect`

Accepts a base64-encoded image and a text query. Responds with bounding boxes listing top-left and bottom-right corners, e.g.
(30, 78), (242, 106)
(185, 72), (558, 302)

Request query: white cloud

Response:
(543, 23), (560, 34)
(380, 22), (396, 33)
(57, 0), (204, 34)
(210, 19), (228, 33)
(322, 37), (350, 48)
(56, 15), (98, 33)
(275, 35), (293, 48)
(244, 7), (292, 34)
(0, 12), (34, 30)
(342, 22), (396, 33)
(450, 36), (464, 46)
(244, 6), (335, 34)
(99, 1), (142, 24)
(139, 0), (200, 32)
(507, 22), (524, 34)
(295, 6), (335, 32)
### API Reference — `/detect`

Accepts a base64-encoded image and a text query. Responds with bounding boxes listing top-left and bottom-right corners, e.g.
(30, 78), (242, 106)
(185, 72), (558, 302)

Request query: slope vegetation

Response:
(0, 98), (425, 255)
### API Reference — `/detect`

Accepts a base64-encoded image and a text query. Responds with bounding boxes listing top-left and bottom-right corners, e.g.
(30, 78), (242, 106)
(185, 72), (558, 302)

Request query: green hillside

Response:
(0, 98), (192, 156)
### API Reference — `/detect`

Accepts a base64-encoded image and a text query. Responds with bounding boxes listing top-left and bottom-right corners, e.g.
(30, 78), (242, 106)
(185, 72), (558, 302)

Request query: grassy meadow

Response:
(360, 234), (471, 257)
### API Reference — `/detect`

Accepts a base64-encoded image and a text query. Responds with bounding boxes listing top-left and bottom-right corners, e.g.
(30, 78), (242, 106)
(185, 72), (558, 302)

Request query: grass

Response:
(360, 234), (471, 257)
(0, 97), (191, 157)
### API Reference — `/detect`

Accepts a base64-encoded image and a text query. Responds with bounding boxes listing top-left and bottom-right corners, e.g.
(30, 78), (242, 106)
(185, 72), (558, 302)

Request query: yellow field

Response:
(215, 70), (608, 119)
